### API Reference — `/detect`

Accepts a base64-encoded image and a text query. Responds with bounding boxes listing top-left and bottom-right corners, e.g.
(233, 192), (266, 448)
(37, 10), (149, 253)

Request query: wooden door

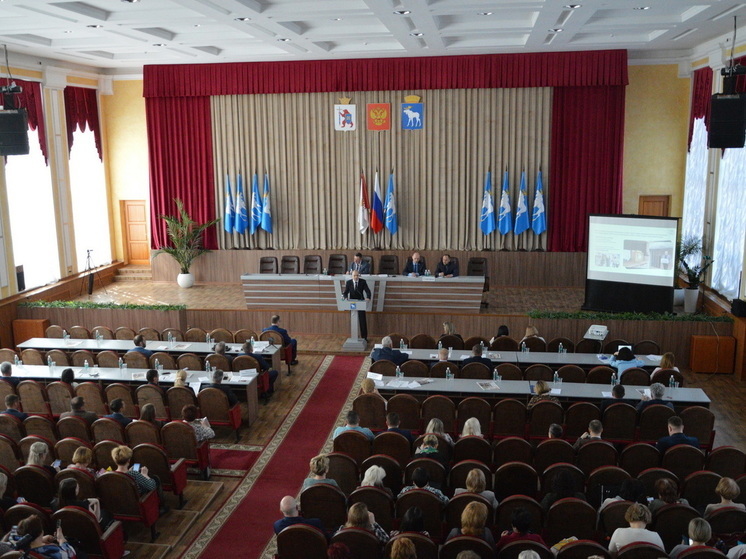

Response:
(638, 195), (670, 217)
(121, 200), (150, 265)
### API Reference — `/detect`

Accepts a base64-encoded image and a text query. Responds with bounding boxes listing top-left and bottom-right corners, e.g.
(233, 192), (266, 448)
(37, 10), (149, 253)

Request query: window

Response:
(681, 117), (708, 242)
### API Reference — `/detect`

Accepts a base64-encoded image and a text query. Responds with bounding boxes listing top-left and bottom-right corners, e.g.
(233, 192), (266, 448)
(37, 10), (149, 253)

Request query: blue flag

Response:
(532, 170), (547, 235)
(250, 172), (262, 234)
(514, 171), (529, 235)
(480, 171), (496, 235)
(234, 173), (248, 234)
(498, 170), (513, 235)
(384, 172), (398, 235)
(261, 172), (273, 234)
(224, 174), (235, 234)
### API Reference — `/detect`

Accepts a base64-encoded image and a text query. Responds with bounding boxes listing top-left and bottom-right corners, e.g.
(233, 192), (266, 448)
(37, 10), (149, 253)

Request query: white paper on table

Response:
(239, 368), (257, 377)
(647, 354), (662, 362)
(373, 344), (383, 349)
(367, 372), (383, 380)
(156, 345), (168, 350)
(233, 377), (250, 383)
(422, 276), (436, 281)
(488, 353), (501, 359)
(550, 388), (561, 395)
(131, 372), (146, 380)
(601, 391), (612, 398)
(189, 381), (201, 395)
(637, 388), (651, 398)
(407, 381), (422, 388)
(253, 341), (269, 351)
(477, 381), (500, 391)
(374, 380), (385, 388)
(64, 341), (82, 347)
(386, 380), (409, 388)
(198, 377), (211, 383)
(173, 343), (191, 350)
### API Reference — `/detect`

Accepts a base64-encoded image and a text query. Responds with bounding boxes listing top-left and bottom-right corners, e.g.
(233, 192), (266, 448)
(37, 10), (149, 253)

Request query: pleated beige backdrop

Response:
(212, 87), (551, 251)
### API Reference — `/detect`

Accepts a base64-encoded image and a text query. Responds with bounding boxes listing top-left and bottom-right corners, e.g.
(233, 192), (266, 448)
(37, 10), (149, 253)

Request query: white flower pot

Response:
(177, 273), (195, 288)
(673, 288), (685, 308)
(684, 287), (699, 313)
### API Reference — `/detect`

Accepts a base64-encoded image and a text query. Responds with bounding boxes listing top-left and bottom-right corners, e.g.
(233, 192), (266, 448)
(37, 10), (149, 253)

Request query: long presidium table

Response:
(240, 273), (485, 313)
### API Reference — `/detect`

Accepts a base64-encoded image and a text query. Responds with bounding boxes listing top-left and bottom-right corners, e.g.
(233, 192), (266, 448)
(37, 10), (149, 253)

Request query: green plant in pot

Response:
(678, 235), (713, 312)
(154, 198), (219, 288)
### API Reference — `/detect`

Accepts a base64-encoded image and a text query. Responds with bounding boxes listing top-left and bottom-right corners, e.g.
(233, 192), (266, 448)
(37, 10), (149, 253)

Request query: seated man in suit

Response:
(273, 495), (325, 536)
(240, 340), (278, 394)
(213, 341), (234, 366)
(263, 315), (298, 365)
(130, 334), (153, 358)
(435, 254), (459, 277)
(202, 368), (238, 406)
(573, 419), (604, 450)
(348, 252), (370, 274)
(61, 396), (98, 426)
(461, 344), (493, 368)
(636, 382), (674, 413)
(656, 415), (699, 453)
(385, 412), (413, 444)
(104, 398), (133, 427)
(371, 336), (409, 366)
(343, 270), (371, 341)
(2, 394), (28, 421)
(402, 252), (425, 277)
(0, 362), (20, 387)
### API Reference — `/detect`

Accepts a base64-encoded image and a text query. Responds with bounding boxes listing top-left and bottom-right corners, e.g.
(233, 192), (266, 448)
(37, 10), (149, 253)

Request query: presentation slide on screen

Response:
(587, 215), (678, 287)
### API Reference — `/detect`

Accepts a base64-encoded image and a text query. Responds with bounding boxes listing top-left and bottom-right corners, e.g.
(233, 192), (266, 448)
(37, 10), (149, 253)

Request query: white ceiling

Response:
(1, 0), (746, 74)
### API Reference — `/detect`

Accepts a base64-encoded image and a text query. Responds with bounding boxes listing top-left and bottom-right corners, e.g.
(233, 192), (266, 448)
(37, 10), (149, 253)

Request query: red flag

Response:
(358, 171), (370, 234)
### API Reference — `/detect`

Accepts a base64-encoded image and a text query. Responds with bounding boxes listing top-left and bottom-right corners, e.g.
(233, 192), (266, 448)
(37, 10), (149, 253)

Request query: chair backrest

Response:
(399, 359), (428, 377)
(23, 416), (57, 444)
(387, 394), (420, 432)
(299, 483), (348, 533)
(303, 255), (322, 274)
(205, 353), (231, 371)
(495, 363), (523, 380)
(386, 333), (409, 348)
(637, 467), (679, 498)
(0, 434), (21, 471)
(123, 351), (149, 369)
(449, 459), (492, 492)
(132, 443), (174, 488)
(0, 414), (25, 444)
(495, 494), (544, 534)
(95, 471), (145, 518)
(45, 349), (69, 366)
(114, 327), (136, 340)
(332, 430), (371, 466)
(276, 523), (328, 559)
(17, 380), (49, 417)
(55, 468), (97, 500)
(456, 397), (491, 435)
(544, 497), (597, 546)
(69, 326), (90, 339)
(177, 353), (203, 371)
(326, 452), (359, 496)
(71, 350), (95, 368)
(439, 334), (463, 350)
(404, 457), (446, 489)
(677, 547), (728, 559)
(91, 418), (125, 444)
(466, 257), (487, 276)
(327, 254), (348, 275)
(149, 352), (176, 370)
(57, 416), (91, 441)
(705, 446), (746, 478)
(458, 362), (491, 380)
(395, 488), (445, 540)
(137, 327), (160, 341)
(372, 431), (410, 468)
(586, 366), (615, 384)
(493, 437), (533, 468)
(209, 328), (233, 343)
(541, 463), (585, 500)
(409, 333), (436, 349)
(679, 406), (714, 449)
(681, 471), (722, 510)
(619, 442), (660, 477)
(575, 440), (618, 476)
(166, 387), (197, 420)
(575, 339), (602, 354)
(95, 350), (120, 368)
(439, 535), (494, 559)
(498, 540), (554, 559)
(563, 401), (600, 439)
(604, 339), (631, 354)
(556, 539), (611, 559)
(184, 327), (208, 342)
(259, 256), (278, 274)
(638, 404), (676, 442)
(75, 383), (108, 416)
(421, 395), (456, 433)
(556, 364), (585, 383)
(452, 437), (492, 466)
(52, 506), (114, 559)
(125, 419), (161, 447)
(362, 454), (403, 496)
(136, 384), (168, 420)
(92, 440), (118, 471)
(384, 533), (438, 559)
(522, 337), (547, 352)
(330, 528), (382, 559)
(661, 444), (706, 481)
(378, 255), (399, 275)
(445, 492), (493, 530)
(15, 464), (55, 505)
(232, 354), (260, 373)
(369, 360), (397, 376)
(161, 421), (199, 461)
(633, 340), (661, 354)
(492, 399), (526, 438)
(527, 401), (564, 439)
(602, 403), (638, 443)
(5, 503), (54, 534)
(620, 367), (651, 386)
(598, 500), (634, 537)
(46, 325), (65, 338)
(19, 349), (44, 365)
(349, 486), (395, 532)
(490, 336), (519, 351)
(55, 437), (92, 466)
(524, 364), (553, 381)
(198, 387), (233, 422)
(547, 337), (575, 353)
(105, 384), (137, 419)
(280, 255), (300, 274)
(651, 368), (685, 387)
(586, 466), (631, 509)
(90, 326), (113, 340)
(651, 502), (701, 551)
(707, 507), (746, 538)
(19, 434), (53, 464)
(494, 462), (539, 500)
(429, 361), (458, 379)
(353, 394), (387, 431)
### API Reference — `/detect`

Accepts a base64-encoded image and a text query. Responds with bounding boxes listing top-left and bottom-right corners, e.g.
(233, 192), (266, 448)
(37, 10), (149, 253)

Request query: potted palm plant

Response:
(678, 235), (714, 313)
(154, 198), (219, 288)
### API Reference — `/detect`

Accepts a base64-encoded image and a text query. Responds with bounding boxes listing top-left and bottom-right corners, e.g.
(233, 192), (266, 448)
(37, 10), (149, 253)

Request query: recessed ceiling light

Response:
(549, 28), (564, 33)
(64, 30), (73, 34)
(478, 12), (493, 16)
(121, 0), (140, 3)
(564, 4), (581, 8)
(332, 18), (342, 21)
(234, 17), (251, 22)
(410, 32), (423, 37)
(193, 24), (201, 28)
(634, 6), (650, 9)
(153, 43), (166, 47)
(277, 38), (290, 42)
(86, 24), (102, 28)
(393, 10), (411, 15)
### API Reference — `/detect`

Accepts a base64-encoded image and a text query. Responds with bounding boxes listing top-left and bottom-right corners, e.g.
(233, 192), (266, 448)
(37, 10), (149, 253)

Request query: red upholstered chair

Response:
(326, 452), (359, 496)
(493, 437), (533, 468)
(555, 540), (611, 559)
(276, 523), (328, 559)
(348, 486), (395, 532)
(495, 495), (544, 534)
(616, 542), (667, 559)
(53, 506), (125, 559)
(372, 431), (410, 468)
(197, 387), (242, 442)
(96, 471), (160, 542)
(705, 446), (746, 478)
(91, 418), (125, 444)
(161, 421), (210, 479)
(395, 488), (446, 542)
(498, 540), (554, 559)
(55, 467), (97, 500)
(299, 483), (348, 534)
(651, 502), (700, 552)
(333, 430), (372, 466)
(133, 443), (188, 508)
(15, 464), (55, 506)
(494, 462), (539, 501)
(453, 436), (491, 466)
(543, 497), (597, 547)
(330, 527), (382, 559)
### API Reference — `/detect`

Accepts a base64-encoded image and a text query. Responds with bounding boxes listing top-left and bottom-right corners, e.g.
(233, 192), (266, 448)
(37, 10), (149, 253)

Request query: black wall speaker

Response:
(709, 94), (746, 148)
(732, 298), (746, 318)
(0, 109), (30, 156)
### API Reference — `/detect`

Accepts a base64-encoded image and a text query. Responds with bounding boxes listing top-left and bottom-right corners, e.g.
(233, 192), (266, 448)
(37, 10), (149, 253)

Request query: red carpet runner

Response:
(198, 355), (364, 558)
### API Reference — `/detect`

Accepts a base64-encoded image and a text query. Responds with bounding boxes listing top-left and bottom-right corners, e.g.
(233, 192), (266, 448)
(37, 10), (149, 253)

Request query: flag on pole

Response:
(358, 171), (370, 234)
(234, 173), (248, 234)
(384, 172), (398, 235)
(261, 172), (273, 234)
(250, 172), (262, 234)
(370, 170), (384, 233)
(514, 171), (529, 235)
(532, 170), (547, 235)
(480, 170), (496, 235)
(498, 170), (513, 235)
(224, 174), (235, 234)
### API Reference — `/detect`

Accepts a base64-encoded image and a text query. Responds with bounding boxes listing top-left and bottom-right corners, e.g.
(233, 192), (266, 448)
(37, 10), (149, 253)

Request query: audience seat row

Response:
(24, 325), (261, 344)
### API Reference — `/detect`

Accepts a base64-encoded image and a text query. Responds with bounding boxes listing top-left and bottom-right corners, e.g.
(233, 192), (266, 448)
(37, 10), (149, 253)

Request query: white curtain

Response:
(681, 117), (708, 243)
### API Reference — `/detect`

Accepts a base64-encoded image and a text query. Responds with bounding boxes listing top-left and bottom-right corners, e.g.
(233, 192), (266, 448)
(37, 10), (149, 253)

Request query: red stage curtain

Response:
(688, 67), (713, 150)
(548, 86), (626, 252)
(63, 86), (102, 160)
(13, 79), (47, 163)
(146, 96), (216, 250)
(144, 50), (628, 97)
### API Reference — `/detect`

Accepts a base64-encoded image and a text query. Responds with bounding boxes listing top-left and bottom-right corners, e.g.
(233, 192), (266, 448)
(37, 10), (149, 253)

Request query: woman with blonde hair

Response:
(337, 501), (389, 544)
(28, 441), (58, 476)
(302, 454), (340, 490)
(173, 369), (188, 387)
(454, 468), (498, 509)
(705, 477), (745, 517)
(460, 417), (483, 438)
(68, 446), (96, 475)
(520, 325), (545, 344)
(527, 380), (559, 410)
(425, 417), (454, 446)
(360, 465), (392, 496)
(445, 501), (495, 548)
(669, 518), (713, 559)
(652, 352), (679, 374)
(440, 321), (462, 341)
(608, 503), (663, 557)
(390, 537), (417, 559)
(360, 378), (385, 402)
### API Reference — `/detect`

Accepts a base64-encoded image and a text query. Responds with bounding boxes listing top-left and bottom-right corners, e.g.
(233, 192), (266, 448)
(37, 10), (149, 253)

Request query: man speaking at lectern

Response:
(343, 270), (371, 341)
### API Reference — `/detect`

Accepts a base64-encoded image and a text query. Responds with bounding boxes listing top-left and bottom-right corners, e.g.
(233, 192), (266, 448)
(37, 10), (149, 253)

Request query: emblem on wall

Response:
(367, 103), (391, 130)
(334, 97), (356, 131)
(401, 95), (423, 130)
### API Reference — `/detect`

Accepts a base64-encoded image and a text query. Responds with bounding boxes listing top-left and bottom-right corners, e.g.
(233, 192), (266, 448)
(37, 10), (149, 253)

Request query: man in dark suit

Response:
(402, 252), (424, 276)
(435, 254), (459, 277)
(240, 340), (278, 394)
(0, 362), (20, 387)
(348, 252), (370, 274)
(273, 496), (325, 536)
(2, 394), (27, 421)
(385, 412), (413, 444)
(130, 334), (153, 358)
(203, 368), (238, 406)
(656, 415), (699, 453)
(371, 336), (409, 366)
(461, 344), (493, 368)
(61, 396), (98, 426)
(343, 270), (371, 340)
(263, 315), (298, 365)
(105, 398), (133, 427)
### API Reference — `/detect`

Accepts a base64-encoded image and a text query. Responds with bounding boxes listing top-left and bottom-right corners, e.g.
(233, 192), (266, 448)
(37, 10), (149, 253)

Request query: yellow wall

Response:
(100, 80), (149, 262)
(623, 65), (691, 217)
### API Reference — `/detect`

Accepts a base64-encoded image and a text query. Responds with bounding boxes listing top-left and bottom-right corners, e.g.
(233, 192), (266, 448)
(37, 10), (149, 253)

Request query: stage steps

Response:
(114, 265), (152, 282)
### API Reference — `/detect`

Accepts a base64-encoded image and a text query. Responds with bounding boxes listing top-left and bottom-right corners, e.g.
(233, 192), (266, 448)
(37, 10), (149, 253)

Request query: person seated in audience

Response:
(60, 396), (98, 425)
(436, 254), (459, 278)
(336, 502), (389, 544)
(398, 467), (449, 505)
(446, 501), (495, 549)
(140, 403), (165, 429)
(51, 477), (113, 528)
(10, 514), (80, 559)
(390, 506), (429, 538)
(273, 495), (325, 535)
(145, 368), (164, 394)
(27, 441), (58, 478)
(461, 344), (493, 368)
(241, 340), (278, 395)
(495, 507), (546, 553)
(385, 412), (412, 444)
(669, 517), (713, 559)
(728, 544), (746, 559)
(648, 477), (689, 514)
(371, 336), (409, 366)
(262, 314), (298, 365)
(2, 394), (27, 421)
(527, 380), (558, 410)
(359, 465), (392, 497)
(607, 503), (663, 557)
(430, 347), (454, 370)
(0, 473), (14, 513)
(454, 468), (498, 510)
(60, 367), (78, 388)
(213, 341), (233, 365)
(548, 423), (563, 439)
(390, 537), (417, 559)
(348, 252), (370, 274)
(656, 415), (699, 453)
(519, 325), (545, 344)
(456, 552), (481, 559)
(460, 417), (483, 438)
(540, 469), (586, 512)
(413, 434), (449, 468)
(599, 478), (647, 511)
(489, 325), (510, 346)
(202, 368), (238, 406)
(440, 321), (462, 340)
(609, 346), (645, 376)
(130, 334), (153, 358)
(517, 553), (540, 559)
(67, 447), (96, 476)
(0, 361), (20, 387)
(425, 417), (454, 446)
(112, 444), (168, 515)
(104, 397), (132, 427)
(174, 369), (188, 388)
(705, 477), (745, 517)
(182, 404), (215, 443)
(333, 410), (374, 440)
(652, 352), (679, 375)
(360, 378), (385, 402)
(600, 384), (629, 414)
(403, 252), (424, 277)
(302, 454), (340, 490)
(636, 382), (673, 413)
(573, 419), (604, 450)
